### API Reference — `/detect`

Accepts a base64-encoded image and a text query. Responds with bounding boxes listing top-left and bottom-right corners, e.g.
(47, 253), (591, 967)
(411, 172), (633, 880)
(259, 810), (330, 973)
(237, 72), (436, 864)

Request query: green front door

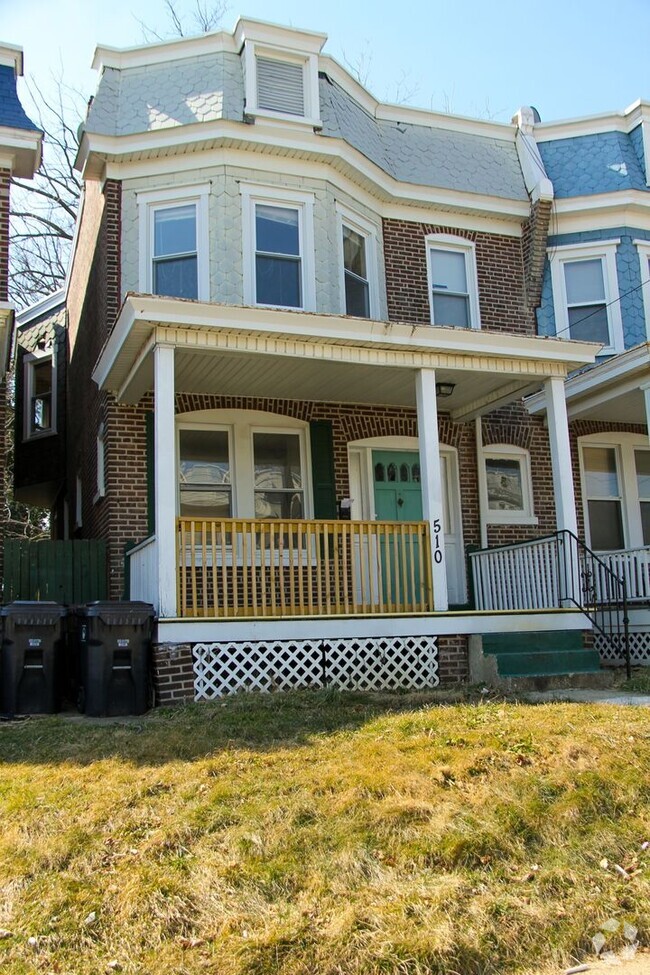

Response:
(373, 451), (423, 521)
(373, 451), (423, 607)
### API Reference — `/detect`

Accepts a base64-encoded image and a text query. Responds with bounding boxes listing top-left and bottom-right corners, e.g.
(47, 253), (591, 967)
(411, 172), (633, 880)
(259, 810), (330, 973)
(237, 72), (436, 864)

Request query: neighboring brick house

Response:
(0, 43), (42, 576)
(24, 18), (622, 701)
(524, 102), (650, 664)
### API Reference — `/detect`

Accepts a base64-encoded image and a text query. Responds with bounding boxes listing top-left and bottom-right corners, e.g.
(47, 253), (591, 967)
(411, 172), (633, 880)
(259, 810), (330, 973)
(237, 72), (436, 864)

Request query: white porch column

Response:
(545, 376), (580, 606)
(641, 382), (650, 441)
(415, 368), (448, 612)
(545, 376), (577, 536)
(154, 344), (177, 618)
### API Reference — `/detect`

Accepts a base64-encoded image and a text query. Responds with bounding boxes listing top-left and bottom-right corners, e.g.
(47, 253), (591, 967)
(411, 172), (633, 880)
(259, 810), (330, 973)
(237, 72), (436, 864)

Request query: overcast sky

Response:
(2, 0), (650, 126)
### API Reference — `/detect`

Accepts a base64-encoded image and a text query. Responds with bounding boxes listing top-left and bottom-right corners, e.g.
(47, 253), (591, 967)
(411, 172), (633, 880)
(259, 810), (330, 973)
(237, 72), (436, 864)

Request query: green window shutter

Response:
(146, 412), (155, 534)
(309, 420), (337, 519)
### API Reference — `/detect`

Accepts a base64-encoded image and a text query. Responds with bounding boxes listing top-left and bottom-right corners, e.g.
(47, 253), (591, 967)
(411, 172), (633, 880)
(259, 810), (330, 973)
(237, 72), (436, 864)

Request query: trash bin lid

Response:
(79, 601), (155, 625)
(1, 601), (67, 626)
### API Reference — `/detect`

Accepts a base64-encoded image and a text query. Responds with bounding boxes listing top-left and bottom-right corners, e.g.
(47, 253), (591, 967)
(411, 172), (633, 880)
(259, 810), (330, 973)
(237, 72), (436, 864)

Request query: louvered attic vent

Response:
(256, 56), (305, 116)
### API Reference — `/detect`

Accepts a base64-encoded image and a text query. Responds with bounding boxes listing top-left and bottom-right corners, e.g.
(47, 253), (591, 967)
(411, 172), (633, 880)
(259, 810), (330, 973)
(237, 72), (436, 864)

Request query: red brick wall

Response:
(67, 178), (150, 595)
(382, 220), (534, 335)
(438, 634), (469, 684)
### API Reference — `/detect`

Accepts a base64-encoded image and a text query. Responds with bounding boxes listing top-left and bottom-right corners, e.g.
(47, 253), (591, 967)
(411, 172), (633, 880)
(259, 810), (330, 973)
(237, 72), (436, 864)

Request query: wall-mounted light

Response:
(435, 382), (456, 398)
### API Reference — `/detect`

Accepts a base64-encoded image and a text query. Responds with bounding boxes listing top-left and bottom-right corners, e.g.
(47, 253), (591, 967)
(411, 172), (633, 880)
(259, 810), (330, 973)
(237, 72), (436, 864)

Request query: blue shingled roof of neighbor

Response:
(0, 64), (40, 132)
(538, 130), (648, 198)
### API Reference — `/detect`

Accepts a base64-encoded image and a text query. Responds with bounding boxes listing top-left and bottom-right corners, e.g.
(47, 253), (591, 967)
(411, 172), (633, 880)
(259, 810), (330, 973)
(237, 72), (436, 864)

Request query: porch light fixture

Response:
(435, 382), (456, 398)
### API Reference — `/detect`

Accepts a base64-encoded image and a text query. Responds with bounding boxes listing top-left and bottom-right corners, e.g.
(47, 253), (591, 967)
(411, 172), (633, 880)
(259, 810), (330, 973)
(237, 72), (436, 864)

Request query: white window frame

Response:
(425, 234), (481, 330)
(240, 183), (316, 311)
(579, 433), (650, 551)
(23, 350), (56, 441)
(137, 184), (210, 302)
(176, 410), (312, 520)
(241, 41), (321, 126)
(177, 423), (234, 519)
(548, 240), (623, 353)
(94, 421), (106, 503)
(336, 204), (380, 320)
(479, 444), (537, 526)
(633, 239), (650, 340)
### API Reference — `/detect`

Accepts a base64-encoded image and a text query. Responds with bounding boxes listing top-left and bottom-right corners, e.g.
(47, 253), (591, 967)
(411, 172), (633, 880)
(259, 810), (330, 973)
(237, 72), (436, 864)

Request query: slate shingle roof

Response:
(538, 130), (649, 198)
(84, 52), (528, 201)
(0, 64), (40, 132)
(318, 75), (528, 201)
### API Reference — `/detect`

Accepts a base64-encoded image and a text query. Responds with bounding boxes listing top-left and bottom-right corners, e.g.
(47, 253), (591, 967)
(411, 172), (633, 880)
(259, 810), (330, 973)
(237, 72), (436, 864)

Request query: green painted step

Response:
(482, 631), (585, 655)
(494, 649), (602, 678)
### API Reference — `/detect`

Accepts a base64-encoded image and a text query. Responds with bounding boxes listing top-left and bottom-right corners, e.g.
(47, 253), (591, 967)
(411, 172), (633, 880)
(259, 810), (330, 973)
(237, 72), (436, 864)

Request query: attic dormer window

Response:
(256, 55), (305, 117)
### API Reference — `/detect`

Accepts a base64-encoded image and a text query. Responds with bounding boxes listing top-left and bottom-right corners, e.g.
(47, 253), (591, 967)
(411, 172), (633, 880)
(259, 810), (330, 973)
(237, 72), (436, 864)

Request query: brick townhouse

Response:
(17, 18), (650, 701)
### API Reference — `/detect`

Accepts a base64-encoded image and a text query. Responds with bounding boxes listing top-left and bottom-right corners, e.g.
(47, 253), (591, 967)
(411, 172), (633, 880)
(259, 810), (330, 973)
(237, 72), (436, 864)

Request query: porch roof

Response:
(94, 295), (599, 421)
(526, 342), (650, 425)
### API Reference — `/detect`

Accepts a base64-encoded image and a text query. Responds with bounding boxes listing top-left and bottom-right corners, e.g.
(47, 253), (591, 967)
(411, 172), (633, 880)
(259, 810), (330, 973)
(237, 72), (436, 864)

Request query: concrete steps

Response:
(480, 631), (601, 679)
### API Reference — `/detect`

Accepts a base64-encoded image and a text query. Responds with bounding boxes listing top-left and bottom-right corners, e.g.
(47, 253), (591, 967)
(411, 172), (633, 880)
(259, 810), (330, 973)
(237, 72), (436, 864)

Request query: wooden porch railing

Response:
(599, 548), (650, 603)
(177, 518), (433, 619)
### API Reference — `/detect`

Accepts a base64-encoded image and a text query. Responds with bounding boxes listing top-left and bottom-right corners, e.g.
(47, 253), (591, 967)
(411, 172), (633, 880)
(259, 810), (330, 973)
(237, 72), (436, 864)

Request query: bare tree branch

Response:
(135, 0), (228, 42)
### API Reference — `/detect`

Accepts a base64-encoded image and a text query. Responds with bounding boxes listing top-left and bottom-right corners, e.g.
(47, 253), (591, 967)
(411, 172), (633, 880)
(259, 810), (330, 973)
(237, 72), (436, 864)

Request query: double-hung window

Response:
(582, 446), (624, 551)
(179, 429), (232, 520)
(177, 412), (310, 521)
(138, 185), (210, 302)
(24, 353), (55, 439)
(241, 185), (315, 310)
(426, 235), (481, 329)
(152, 205), (198, 300)
(253, 432), (304, 519)
(255, 204), (302, 307)
(549, 241), (622, 352)
(337, 205), (379, 319)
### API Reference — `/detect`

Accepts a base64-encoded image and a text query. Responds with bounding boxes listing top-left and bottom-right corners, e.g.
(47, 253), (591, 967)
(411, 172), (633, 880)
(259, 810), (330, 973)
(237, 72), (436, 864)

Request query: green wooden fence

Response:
(3, 539), (108, 605)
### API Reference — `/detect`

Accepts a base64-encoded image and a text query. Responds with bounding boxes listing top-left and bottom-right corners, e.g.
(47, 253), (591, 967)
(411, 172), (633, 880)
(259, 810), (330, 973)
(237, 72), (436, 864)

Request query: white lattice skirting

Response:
(193, 636), (439, 700)
(595, 629), (650, 665)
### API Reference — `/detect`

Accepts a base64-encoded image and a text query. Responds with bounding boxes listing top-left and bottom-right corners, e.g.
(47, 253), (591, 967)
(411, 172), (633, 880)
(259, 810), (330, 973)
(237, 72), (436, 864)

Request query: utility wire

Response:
(551, 276), (650, 340)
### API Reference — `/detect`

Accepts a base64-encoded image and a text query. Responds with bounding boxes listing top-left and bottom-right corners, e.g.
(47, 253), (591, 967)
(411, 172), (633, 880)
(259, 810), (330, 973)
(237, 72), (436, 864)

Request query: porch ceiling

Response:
(526, 342), (650, 426)
(94, 295), (599, 421)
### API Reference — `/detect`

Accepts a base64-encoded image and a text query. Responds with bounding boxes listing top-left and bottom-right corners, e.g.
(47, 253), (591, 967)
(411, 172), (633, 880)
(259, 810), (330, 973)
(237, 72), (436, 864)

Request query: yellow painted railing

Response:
(177, 518), (433, 619)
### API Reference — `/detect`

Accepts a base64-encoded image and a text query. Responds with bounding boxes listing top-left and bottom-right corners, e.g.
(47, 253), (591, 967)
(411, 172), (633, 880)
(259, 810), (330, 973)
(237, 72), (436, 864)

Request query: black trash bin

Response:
(1, 602), (67, 715)
(76, 602), (154, 716)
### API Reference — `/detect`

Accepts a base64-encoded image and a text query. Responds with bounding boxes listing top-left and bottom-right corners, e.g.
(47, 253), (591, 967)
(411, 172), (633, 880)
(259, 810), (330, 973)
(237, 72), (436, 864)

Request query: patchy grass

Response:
(0, 691), (648, 974)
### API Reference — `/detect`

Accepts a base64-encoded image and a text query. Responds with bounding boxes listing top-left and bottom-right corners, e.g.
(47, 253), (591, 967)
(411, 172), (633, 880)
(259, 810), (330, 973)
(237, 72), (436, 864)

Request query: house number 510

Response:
(433, 518), (443, 564)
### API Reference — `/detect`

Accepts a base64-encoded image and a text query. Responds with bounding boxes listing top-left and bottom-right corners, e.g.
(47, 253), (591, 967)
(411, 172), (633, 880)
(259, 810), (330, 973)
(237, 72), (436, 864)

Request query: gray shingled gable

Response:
(85, 51), (243, 136)
(83, 49), (527, 201)
(319, 74), (528, 200)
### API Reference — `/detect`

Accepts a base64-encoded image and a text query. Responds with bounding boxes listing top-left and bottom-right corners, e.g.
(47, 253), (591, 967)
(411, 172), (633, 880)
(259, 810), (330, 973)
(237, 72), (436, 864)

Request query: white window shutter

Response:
(256, 57), (305, 116)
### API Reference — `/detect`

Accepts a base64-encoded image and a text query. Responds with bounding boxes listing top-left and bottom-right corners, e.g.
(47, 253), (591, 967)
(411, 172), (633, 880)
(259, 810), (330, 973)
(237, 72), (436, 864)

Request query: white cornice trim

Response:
(78, 122), (530, 220)
(92, 17), (327, 72)
(234, 17), (327, 54)
(0, 125), (42, 177)
(93, 294), (599, 394)
(526, 342), (650, 415)
(0, 44), (23, 74)
(16, 289), (66, 328)
(112, 150), (523, 235)
(92, 30), (236, 71)
(535, 100), (650, 141)
(320, 55), (517, 140)
(551, 190), (650, 218)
